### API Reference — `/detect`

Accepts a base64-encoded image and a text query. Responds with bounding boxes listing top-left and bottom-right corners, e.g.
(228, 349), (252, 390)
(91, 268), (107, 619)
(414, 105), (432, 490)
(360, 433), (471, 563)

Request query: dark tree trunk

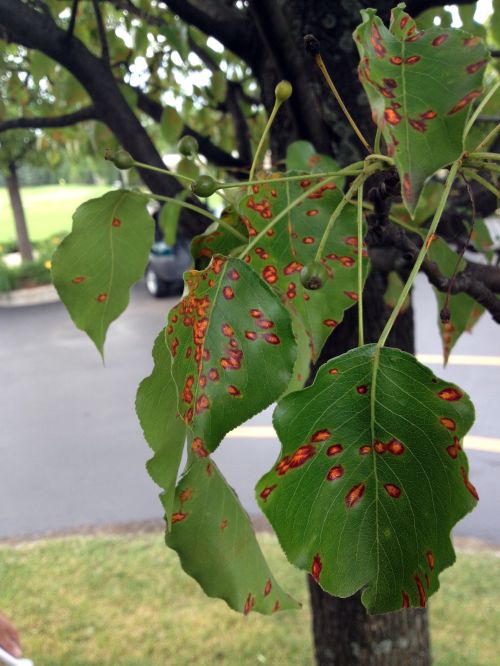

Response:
(248, 1), (431, 663)
(5, 162), (33, 262)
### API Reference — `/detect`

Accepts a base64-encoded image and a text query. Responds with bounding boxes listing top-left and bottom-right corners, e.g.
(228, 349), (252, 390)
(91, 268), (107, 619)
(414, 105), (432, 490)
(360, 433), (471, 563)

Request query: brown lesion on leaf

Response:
(72, 276), (86, 284)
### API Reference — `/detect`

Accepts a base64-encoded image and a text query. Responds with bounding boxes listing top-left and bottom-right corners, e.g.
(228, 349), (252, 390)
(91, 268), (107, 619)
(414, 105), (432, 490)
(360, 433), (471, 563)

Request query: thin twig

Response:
(91, 0), (110, 63)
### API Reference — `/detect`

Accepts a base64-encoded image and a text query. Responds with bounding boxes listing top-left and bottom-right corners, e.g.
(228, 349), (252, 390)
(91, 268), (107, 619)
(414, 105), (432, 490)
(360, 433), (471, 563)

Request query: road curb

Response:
(0, 284), (59, 308)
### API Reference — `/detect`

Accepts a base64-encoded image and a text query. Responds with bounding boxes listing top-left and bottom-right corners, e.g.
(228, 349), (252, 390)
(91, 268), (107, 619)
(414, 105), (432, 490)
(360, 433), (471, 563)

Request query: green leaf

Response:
(240, 175), (367, 361)
(52, 190), (154, 354)
(166, 256), (296, 453)
(471, 218), (495, 263)
(390, 179), (445, 226)
(166, 452), (300, 615)
(190, 207), (248, 267)
(136, 330), (186, 528)
(158, 192), (188, 245)
(176, 157), (199, 181)
(384, 271), (410, 312)
(161, 106), (184, 145)
(257, 345), (477, 614)
(354, 6), (489, 213)
(286, 141), (344, 185)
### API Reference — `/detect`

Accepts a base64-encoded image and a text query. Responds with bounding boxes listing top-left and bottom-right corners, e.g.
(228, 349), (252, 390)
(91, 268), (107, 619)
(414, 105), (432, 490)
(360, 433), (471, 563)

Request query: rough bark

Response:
(5, 162), (33, 262)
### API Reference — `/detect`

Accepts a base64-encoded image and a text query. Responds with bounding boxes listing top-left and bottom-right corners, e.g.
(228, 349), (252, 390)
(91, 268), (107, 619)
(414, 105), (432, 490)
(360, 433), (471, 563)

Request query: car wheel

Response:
(145, 265), (170, 298)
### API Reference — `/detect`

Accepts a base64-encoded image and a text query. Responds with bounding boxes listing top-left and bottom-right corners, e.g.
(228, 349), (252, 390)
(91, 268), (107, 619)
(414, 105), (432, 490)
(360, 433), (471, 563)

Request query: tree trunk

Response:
(5, 161), (33, 262)
(249, 1), (431, 663)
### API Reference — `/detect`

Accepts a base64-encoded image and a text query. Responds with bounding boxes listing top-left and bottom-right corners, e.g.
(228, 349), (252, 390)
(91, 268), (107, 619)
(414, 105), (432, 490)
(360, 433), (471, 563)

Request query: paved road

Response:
(1, 275), (499, 542)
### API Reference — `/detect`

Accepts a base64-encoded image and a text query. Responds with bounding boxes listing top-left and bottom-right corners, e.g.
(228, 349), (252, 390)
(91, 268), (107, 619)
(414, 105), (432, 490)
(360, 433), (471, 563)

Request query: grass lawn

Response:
(0, 185), (109, 243)
(0, 533), (498, 666)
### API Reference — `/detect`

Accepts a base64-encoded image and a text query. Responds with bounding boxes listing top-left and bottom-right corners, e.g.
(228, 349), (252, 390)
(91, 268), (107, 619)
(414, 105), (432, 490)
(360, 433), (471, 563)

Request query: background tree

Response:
(0, 1), (498, 665)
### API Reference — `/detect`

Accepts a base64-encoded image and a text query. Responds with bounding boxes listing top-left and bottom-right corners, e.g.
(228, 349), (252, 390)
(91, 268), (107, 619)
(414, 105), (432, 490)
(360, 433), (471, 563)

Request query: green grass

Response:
(0, 185), (109, 243)
(0, 534), (497, 666)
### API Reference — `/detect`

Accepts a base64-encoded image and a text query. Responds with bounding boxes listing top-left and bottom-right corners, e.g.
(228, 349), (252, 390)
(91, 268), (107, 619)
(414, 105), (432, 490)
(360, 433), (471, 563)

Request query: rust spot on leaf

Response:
(192, 437), (208, 458)
(97, 293), (108, 302)
(327, 444), (343, 456)
(345, 483), (365, 508)
(327, 465), (344, 481)
(387, 439), (405, 455)
(438, 387), (463, 401)
(384, 483), (402, 498)
(414, 575), (426, 607)
(260, 484), (277, 501)
(311, 429), (331, 442)
(171, 512), (188, 524)
(263, 333), (280, 344)
(264, 579), (272, 596)
(431, 34), (448, 47)
(311, 553), (322, 582)
(72, 276), (85, 284)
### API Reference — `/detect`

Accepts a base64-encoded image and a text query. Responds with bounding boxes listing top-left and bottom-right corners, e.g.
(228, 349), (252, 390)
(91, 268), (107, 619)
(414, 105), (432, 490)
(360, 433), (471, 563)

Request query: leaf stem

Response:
(313, 52), (372, 153)
(463, 169), (500, 199)
(217, 165), (365, 191)
(376, 160), (461, 350)
(239, 175), (338, 259)
(374, 127), (382, 155)
(137, 191), (218, 223)
(133, 161), (194, 184)
(468, 150), (500, 162)
(248, 100), (281, 190)
(463, 80), (500, 141)
(357, 182), (364, 347)
(466, 160), (500, 174)
(314, 164), (379, 263)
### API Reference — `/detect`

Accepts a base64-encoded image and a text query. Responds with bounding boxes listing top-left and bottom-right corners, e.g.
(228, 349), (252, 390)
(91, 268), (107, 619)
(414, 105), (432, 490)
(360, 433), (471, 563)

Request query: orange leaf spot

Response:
(359, 445), (372, 456)
(243, 593), (255, 615)
(390, 56), (403, 65)
(327, 465), (344, 481)
(387, 439), (405, 455)
(227, 385), (241, 397)
(414, 575), (426, 607)
(260, 484), (277, 500)
(438, 388), (463, 401)
(384, 108), (402, 125)
(72, 276), (85, 284)
(289, 444), (316, 469)
(245, 330), (257, 341)
(283, 261), (303, 275)
(311, 553), (322, 582)
(345, 483), (365, 508)
(356, 385), (368, 395)
(374, 440), (386, 454)
(223, 286), (234, 300)
(222, 323), (234, 337)
(402, 591), (410, 608)
(263, 333), (280, 345)
(426, 550), (435, 570)
(323, 319), (338, 327)
(447, 90), (482, 115)
(97, 293), (108, 302)
(179, 488), (193, 503)
(431, 34), (448, 47)
(328, 368), (339, 375)
(227, 268), (240, 280)
(264, 579), (272, 596)
(257, 319), (274, 329)
(250, 309), (262, 318)
(112, 217), (121, 227)
(306, 209), (319, 217)
(171, 512), (188, 524)
(262, 265), (278, 284)
(327, 444), (343, 456)
(192, 437), (208, 458)
(405, 55), (421, 64)
(460, 466), (479, 500)
(302, 236), (315, 244)
(311, 429), (331, 442)
(384, 483), (401, 498)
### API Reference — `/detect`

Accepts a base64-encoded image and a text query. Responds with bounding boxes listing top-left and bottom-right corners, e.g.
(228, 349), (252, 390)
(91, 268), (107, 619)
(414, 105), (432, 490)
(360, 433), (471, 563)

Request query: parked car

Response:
(145, 237), (192, 297)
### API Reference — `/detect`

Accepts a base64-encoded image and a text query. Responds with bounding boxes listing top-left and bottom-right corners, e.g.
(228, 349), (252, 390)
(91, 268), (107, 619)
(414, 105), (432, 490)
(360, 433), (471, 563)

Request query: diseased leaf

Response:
(257, 345), (477, 614)
(426, 237), (484, 363)
(354, 5), (489, 213)
(190, 207), (248, 268)
(136, 330), (186, 528)
(240, 175), (367, 361)
(166, 256), (296, 453)
(166, 452), (299, 615)
(286, 141), (344, 185)
(52, 190), (154, 354)
(390, 180), (445, 226)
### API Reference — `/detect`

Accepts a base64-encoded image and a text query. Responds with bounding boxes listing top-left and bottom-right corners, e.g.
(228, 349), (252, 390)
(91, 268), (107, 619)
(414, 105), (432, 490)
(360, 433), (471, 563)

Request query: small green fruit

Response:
(191, 175), (219, 198)
(275, 80), (293, 103)
(111, 149), (135, 170)
(300, 261), (328, 290)
(177, 135), (199, 157)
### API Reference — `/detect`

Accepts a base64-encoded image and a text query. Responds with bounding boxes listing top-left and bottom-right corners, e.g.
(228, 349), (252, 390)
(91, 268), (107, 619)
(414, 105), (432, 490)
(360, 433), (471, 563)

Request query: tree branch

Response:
(0, 106), (99, 132)
(158, 0), (256, 64)
(66, 0), (79, 41)
(132, 86), (246, 169)
(91, 0), (109, 63)
(370, 221), (500, 323)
